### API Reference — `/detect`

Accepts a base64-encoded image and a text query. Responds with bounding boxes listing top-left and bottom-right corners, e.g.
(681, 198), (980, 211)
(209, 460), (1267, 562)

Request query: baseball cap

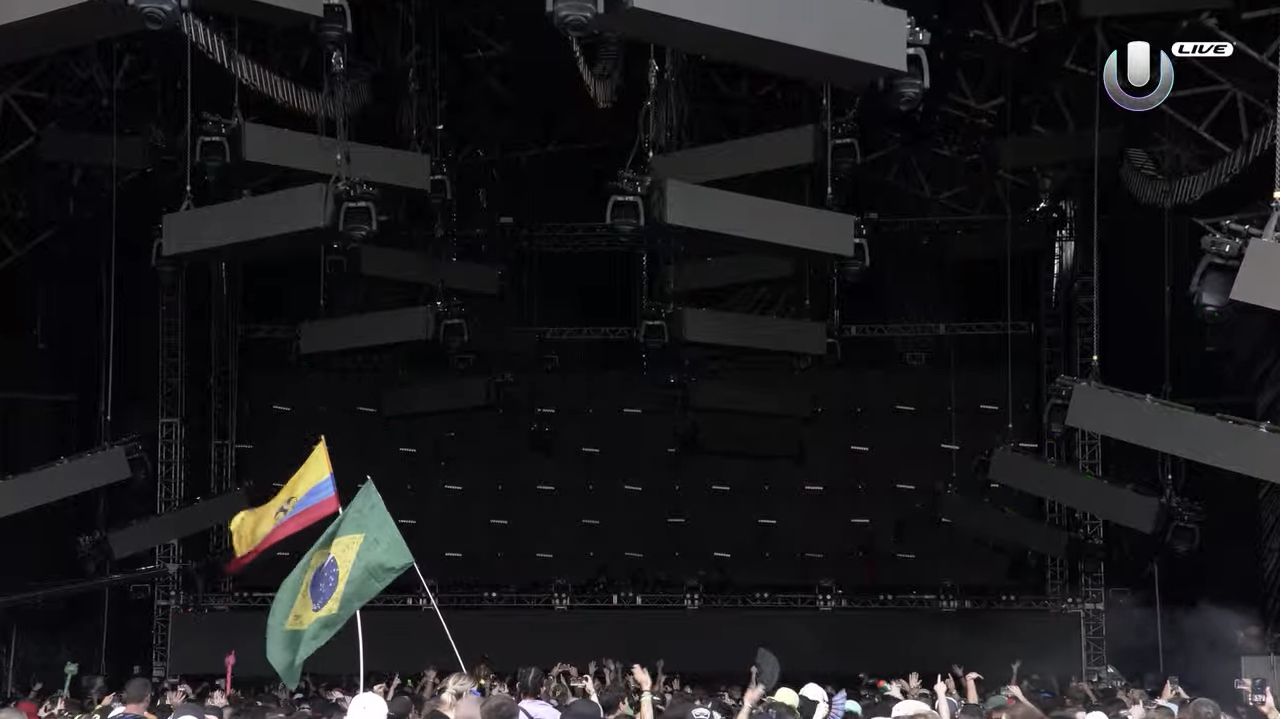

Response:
(772, 689), (800, 710)
(345, 693), (388, 719)
(890, 701), (931, 718)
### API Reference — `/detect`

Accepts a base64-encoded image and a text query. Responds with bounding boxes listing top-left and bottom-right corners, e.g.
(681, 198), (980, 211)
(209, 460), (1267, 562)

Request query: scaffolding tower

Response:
(207, 261), (238, 592)
(1042, 201), (1073, 600)
(152, 258), (187, 681)
(1074, 205), (1107, 680)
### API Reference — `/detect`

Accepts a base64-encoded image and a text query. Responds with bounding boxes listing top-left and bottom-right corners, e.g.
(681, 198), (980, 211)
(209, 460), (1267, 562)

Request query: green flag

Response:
(266, 481), (412, 688)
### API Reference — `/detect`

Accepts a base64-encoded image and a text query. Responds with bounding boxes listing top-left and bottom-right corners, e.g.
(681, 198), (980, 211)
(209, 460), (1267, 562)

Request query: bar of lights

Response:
(396, 519), (417, 525)
(895, 552), (917, 560)
(803, 484), (825, 491)
(940, 443), (961, 451)
(536, 407), (557, 414)
(804, 552), (825, 559)
(941, 517), (953, 523)
(622, 408), (643, 414)
(536, 484), (556, 491)
(581, 518), (601, 525)
(850, 518), (871, 524)
(271, 405), (292, 412)
(398, 447), (417, 453)
(758, 518), (777, 525)
(894, 404), (916, 412)
(850, 445), (870, 452)
(581, 447), (600, 454)
(235, 442), (254, 449)
(711, 484), (731, 492)
(356, 406), (377, 414)
(275, 552), (291, 557)
(713, 552), (732, 558)
(623, 484), (643, 492)
(979, 404), (1000, 411)
(488, 519), (509, 525)
(667, 517), (686, 524)
(535, 552), (554, 559)
(444, 484), (463, 491)
(894, 483), (917, 490)
(625, 552), (645, 558)
(444, 552), (463, 558)
(1017, 442), (1038, 449)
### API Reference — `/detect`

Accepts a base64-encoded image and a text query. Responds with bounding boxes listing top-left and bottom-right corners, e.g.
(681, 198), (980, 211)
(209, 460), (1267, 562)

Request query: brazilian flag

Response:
(266, 481), (413, 688)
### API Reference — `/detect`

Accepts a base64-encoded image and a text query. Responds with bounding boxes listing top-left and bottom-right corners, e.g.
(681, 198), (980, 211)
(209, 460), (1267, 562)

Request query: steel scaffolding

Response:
(1042, 202), (1074, 599)
(208, 262), (238, 592)
(1074, 205), (1107, 680)
(152, 259), (187, 681)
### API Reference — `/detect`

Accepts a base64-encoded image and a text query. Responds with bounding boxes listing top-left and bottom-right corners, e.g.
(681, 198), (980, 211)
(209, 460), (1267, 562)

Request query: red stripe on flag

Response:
(224, 495), (341, 575)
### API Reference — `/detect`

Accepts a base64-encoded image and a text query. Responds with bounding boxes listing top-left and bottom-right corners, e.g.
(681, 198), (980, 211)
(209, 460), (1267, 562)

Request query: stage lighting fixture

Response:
(639, 318), (669, 348)
(439, 317), (469, 352)
(548, 0), (602, 38)
(886, 21), (931, 113)
(1044, 378), (1074, 438)
(195, 114), (232, 178)
(317, 0), (351, 49)
(607, 194), (645, 231)
(130, 0), (183, 31)
(837, 224), (871, 284)
(428, 173), (452, 204)
(1189, 228), (1245, 322)
(338, 182), (379, 243)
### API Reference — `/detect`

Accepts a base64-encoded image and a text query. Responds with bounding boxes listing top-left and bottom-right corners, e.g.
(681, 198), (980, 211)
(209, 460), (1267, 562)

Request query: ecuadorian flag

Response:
(265, 481), (412, 688)
(226, 438), (340, 574)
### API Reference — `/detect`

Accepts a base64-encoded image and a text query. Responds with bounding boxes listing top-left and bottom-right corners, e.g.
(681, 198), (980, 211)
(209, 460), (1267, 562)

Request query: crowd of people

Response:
(3, 660), (1275, 719)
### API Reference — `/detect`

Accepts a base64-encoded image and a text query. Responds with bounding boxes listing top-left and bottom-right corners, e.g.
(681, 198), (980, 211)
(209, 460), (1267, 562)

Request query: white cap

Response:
(799, 684), (831, 719)
(890, 701), (932, 718)
(1085, 711), (1109, 719)
(346, 693), (389, 719)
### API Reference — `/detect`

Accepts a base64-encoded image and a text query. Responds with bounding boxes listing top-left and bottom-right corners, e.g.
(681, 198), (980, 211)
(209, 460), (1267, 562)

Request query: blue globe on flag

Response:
(309, 554), (341, 611)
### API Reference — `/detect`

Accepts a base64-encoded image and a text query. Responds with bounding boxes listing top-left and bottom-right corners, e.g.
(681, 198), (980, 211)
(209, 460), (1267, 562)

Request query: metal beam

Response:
(650, 125), (817, 184)
(1066, 381), (1279, 483)
(192, 0), (324, 24)
(676, 307), (828, 355)
(0, 1), (143, 66)
(358, 245), (501, 295)
(161, 183), (332, 257)
(655, 179), (857, 257)
(596, 0), (907, 88)
(240, 122), (432, 191)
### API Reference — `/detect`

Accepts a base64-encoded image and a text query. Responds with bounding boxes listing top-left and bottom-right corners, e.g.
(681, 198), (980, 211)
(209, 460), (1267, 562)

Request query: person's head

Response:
(480, 696), (518, 719)
(515, 669), (545, 701)
(388, 696), (414, 719)
(549, 685), (571, 708)
(598, 686), (627, 717)
(1181, 699), (1221, 719)
(346, 694), (388, 719)
(440, 675), (478, 712)
(0, 707), (27, 719)
(1148, 707), (1176, 719)
(123, 678), (154, 709)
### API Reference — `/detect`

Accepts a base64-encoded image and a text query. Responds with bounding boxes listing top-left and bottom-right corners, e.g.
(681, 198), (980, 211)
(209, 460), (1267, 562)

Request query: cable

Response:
(1004, 47), (1013, 431)
(1091, 21), (1101, 376)
(182, 25), (193, 209)
(105, 43), (120, 432)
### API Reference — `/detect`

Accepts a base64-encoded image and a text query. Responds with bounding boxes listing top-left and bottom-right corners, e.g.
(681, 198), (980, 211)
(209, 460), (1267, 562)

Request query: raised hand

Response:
(744, 685), (766, 709)
(934, 676), (948, 696)
(908, 673), (922, 692)
(98, 694), (116, 709)
(208, 690), (228, 708)
(165, 688), (188, 706)
(952, 666), (965, 679)
(945, 676), (957, 696)
(632, 665), (653, 693)
(966, 673), (983, 683)
(588, 661), (598, 678)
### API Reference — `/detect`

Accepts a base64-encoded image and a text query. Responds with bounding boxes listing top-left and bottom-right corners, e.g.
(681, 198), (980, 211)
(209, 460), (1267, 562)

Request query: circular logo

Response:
(309, 554), (340, 611)
(1102, 44), (1175, 112)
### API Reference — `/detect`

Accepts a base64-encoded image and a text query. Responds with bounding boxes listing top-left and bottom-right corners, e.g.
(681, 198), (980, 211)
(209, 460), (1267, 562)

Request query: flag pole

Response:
(411, 562), (466, 673)
(334, 483), (366, 693)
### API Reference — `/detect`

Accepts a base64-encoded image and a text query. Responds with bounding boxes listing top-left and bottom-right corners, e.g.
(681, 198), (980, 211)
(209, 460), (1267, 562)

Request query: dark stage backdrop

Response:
(172, 609), (1081, 679)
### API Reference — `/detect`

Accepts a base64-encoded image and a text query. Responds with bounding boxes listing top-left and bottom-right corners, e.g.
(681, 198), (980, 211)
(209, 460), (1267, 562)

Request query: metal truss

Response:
(1072, 203), (1107, 680)
(521, 223), (665, 252)
(838, 321), (1034, 338)
(1042, 201), (1074, 600)
(153, 260), (187, 681)
(207, 262), (238, 592)
(196, 591), (1075, 612)
(515, 326), (637, 341)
